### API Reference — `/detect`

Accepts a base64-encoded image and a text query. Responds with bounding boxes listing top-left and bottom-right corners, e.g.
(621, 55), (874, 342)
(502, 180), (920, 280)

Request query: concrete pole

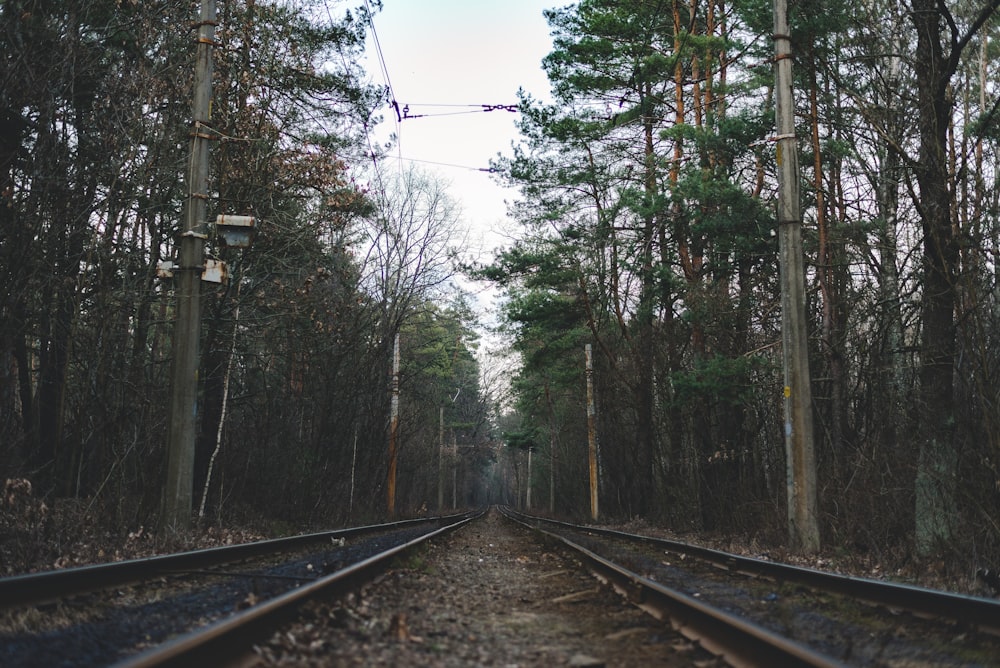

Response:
(526, 448), (533, 509)
(585, 344), (599, 521)
(549, 431), (555, 514)
(451, 432), (457, 509)
(349, 426), (358, 521)
(387, 333), (400, 516)
(162, 0), (216, 532)
(773, 0), (820, 553)
(438, 405), (445, 512)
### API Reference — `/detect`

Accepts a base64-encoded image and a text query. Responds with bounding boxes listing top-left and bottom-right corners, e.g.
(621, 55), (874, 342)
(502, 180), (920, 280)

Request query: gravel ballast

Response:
(254, 509), (716, 666)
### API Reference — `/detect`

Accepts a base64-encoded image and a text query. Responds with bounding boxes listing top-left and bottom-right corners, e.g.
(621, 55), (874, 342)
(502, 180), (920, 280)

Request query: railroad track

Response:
(0, 511), (479, 667)
(503, 506), (1000, 666)
(4, 507), (998, 666)
(0, 512), (473, 610)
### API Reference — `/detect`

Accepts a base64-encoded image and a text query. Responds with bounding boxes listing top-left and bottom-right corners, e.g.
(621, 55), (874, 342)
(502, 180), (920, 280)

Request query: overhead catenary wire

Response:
(341, 1), (522, 186)
(361, 0), (399, 125)
(383, 154), (499, 173)
(397, 103), (519, 120)
(358, 0), (402, 187)
(322, 0), (393, 194)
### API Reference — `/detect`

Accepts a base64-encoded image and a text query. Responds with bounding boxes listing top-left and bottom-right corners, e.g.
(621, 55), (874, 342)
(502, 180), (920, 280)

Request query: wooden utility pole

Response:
(387, 333), (400, 516)
(773, 0), (820, 553)
(585, 344), (599, 521)
(163, 0), (216, 532)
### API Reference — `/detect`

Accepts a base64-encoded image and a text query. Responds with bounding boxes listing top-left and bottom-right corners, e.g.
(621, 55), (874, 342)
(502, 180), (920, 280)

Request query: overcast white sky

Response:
(363, 1), (556, 259)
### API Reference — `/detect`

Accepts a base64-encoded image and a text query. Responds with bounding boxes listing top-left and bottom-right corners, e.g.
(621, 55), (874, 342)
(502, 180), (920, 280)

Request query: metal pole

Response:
(387, 333), (400, 516)
(773, 0), (820, 553)
(585, 344), (599, 521)
(163, 0), (216, 531)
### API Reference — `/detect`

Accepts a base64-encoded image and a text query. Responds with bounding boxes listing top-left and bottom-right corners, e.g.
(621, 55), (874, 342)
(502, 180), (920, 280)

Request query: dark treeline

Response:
(0, 0), (493, 535)
(482, 0), (1000, 565)
(4, 0), (1000, 572)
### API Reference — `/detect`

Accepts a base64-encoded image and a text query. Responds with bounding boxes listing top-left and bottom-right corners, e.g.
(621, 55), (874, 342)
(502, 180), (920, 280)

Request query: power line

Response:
(362, 0), (399, 124)
(384, 154), (499, 173)
(398, 103), (519, 120)
(357, 0), (402, 189)
(349, 4), (518, 188)
(398, 102), (515, 108)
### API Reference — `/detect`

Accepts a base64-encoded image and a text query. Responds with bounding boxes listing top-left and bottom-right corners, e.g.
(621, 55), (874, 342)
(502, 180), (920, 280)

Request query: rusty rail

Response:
(501, 507), (851, 668)
(505, 508), (1000, 636)
(0, 512), (472, 609)
(114, 511), (481, 668)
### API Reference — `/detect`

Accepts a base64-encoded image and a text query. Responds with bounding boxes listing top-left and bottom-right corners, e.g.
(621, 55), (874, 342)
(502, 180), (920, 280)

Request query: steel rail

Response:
(113, 511), (482, 668)
(506, 508), (1000, 635)
(0, 511), (473, 609)
(500, 507), (847, 668)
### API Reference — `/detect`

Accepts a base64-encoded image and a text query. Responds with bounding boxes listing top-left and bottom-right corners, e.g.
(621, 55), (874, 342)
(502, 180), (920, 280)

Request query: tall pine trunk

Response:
(911, 0), (959, 555)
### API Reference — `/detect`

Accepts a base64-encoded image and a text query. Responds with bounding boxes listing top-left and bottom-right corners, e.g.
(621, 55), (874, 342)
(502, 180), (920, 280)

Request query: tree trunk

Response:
(911, 0), (958, 555)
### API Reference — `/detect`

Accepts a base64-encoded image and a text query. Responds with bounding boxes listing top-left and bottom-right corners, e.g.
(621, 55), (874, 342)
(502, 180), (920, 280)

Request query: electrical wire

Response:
(362, 0), (400, 128)
(333, 2), (519, 187)
(398, 103), (519, 120)
(383, 155), (498, 173)
(358, 0), (403, 188)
